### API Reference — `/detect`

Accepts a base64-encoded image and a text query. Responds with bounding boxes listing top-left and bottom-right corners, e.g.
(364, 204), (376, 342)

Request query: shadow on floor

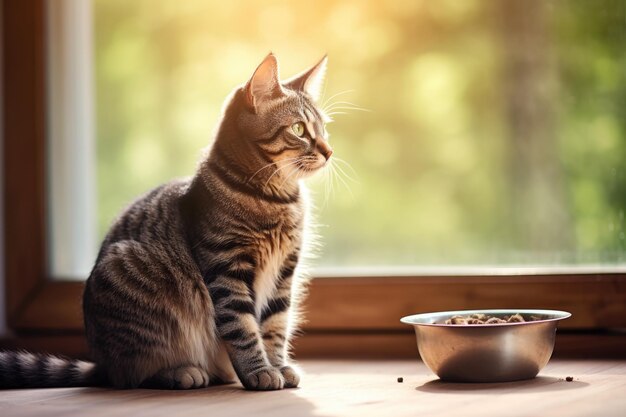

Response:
(5, 383), (329, 417)
(415, 376), (589, 394)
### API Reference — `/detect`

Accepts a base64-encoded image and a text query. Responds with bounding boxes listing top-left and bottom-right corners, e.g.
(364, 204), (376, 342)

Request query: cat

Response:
(0, 53), (332, 390)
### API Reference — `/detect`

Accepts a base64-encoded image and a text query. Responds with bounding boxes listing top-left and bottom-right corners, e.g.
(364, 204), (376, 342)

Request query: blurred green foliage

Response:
(94, 0), (625, 267)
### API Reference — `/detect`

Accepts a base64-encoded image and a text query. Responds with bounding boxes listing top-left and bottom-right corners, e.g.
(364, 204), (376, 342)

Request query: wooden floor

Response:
(1, 359), (625, 417)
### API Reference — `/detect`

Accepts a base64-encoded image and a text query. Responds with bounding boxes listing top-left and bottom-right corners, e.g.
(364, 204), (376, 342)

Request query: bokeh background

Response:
(93, 0), (625, 268)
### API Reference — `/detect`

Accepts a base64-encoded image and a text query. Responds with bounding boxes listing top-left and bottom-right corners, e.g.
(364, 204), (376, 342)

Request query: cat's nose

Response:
(317, 140), (333, 161)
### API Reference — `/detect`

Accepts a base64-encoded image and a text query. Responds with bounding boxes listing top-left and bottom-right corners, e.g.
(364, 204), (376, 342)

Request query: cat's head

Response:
(216, 53), (332, 186)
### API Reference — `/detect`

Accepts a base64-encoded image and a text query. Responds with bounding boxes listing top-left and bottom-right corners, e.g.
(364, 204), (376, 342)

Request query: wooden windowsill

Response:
(2, 331), (625, 360)
(0, 359), (624, 417)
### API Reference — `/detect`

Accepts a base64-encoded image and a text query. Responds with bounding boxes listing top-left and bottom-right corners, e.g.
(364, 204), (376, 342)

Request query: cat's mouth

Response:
(298, 156), (329, 174)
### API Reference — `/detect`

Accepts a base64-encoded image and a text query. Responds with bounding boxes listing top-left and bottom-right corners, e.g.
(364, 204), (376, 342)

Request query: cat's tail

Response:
(0, 351), (105, 389)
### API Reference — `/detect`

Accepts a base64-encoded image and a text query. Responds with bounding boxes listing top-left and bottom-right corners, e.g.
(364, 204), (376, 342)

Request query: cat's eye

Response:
(291, 122), (305, 137)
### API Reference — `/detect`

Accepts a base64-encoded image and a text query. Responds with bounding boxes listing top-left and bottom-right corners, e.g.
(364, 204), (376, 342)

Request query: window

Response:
(47, 0), (625, 279)
(3, 0), (625, 357)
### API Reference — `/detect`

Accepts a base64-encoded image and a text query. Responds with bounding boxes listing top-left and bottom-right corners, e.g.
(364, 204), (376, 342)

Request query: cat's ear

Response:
(284, 55), (327, 102)
(244, 53), (284, 112)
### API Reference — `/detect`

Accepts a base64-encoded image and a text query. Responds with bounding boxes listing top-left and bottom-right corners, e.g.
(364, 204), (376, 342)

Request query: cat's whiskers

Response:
(323, 101), (371, 114)
(333, 162), (355, 200)
(279, 154), (331, 192)
(320, 89), (355, 110)
(247, 156), (301, 184)
(319, 157), (355, 202)
(325, 99), (364, 107)
(324, 105), (371, 114)
(263, 157), (305, 188)
(322, 160), (332, 208)
(331, 157), (359, 184)
(327, 158), (337, 202)
(278, 160), (306, 190)
(322, 94), (370, 122)
(331, 161), (339, 192)
(278, 156), (319, 190)
(332, 156), (358, 175)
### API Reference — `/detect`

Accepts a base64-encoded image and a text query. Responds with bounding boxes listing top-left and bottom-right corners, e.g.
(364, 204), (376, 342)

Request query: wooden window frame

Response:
(3, 0), (626, 358)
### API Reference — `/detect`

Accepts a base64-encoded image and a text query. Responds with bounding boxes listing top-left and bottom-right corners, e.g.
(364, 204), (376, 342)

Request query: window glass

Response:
(50, 0), (626, 278)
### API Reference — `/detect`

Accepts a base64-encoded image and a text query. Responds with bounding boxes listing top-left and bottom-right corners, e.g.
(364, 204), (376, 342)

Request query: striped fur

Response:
(0, 54), (331, 391)
(0, 352), (101, 388)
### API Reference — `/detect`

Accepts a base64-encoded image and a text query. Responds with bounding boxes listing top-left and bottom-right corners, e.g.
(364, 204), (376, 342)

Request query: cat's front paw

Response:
(280, 365), (300, 388)
(243, 367), (284, 391)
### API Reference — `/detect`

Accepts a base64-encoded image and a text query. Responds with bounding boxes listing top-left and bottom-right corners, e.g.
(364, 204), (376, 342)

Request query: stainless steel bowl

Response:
(401, 309), (571, 382)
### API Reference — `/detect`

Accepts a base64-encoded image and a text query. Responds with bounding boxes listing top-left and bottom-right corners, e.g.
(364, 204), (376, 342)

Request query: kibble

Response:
(566, 376), (574, 382)
(397, 377), (403, 383)
(485, 317), (508, 324)
(507, 313), (525, 323)
(446, 316), (467, 325)
(444, 313), (540, 325)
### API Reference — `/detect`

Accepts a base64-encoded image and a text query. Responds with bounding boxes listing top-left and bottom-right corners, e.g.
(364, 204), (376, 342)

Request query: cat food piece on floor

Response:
(397, 377), (403, 383)
(566, 376), (574, 382)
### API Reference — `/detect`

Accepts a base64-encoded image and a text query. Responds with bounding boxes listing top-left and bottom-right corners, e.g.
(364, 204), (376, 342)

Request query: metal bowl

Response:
(400, 309), (571, 382)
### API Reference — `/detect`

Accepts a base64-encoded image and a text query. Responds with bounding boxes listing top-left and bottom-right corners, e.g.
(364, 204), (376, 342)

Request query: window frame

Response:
(3, 0), (626, 357)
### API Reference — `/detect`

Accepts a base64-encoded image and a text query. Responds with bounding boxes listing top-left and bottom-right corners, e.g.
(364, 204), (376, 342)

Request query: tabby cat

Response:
(0, 53), (332, 390)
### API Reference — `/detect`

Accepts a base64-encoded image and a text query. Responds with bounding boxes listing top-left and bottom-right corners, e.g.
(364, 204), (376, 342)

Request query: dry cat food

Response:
(397, 377), (403, 383)
(566, 376), (574, 382)
(444, 313), (541, 325)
